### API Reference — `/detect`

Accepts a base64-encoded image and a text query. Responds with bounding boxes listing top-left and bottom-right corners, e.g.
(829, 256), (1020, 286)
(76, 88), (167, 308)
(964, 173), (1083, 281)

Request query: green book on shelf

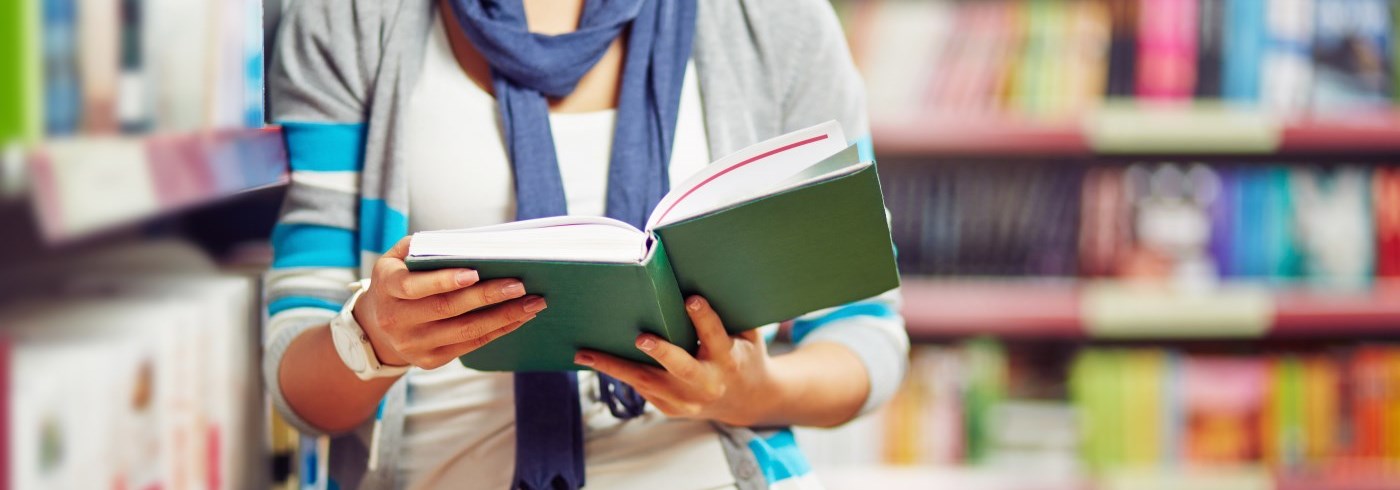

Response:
(0, 0), (40, 144)
(406, 121), (901, 372)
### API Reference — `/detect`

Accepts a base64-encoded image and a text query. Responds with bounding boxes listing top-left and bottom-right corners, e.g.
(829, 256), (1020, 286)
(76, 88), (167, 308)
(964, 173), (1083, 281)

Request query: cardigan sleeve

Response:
(772, 0), (910, 417)
(261, 0), (377, 437)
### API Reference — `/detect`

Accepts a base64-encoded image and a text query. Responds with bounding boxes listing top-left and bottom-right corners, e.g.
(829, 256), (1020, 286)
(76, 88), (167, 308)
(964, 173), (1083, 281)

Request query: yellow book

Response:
(1260, 358), (1280, 467)
(1124, 350), (1163, 466)
(1303, 356), (1338, 467)
(1387, 350), (1400, 468)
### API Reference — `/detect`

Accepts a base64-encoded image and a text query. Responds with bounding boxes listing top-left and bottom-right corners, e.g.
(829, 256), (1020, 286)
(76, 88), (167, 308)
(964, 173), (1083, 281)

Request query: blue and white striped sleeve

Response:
(790, 288), (908, 416)
(261, 0), (372, 437)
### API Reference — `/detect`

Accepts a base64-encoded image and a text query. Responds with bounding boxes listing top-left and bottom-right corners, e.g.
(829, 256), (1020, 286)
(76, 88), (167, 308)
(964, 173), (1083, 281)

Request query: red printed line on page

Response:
(654, 134), (829, 225)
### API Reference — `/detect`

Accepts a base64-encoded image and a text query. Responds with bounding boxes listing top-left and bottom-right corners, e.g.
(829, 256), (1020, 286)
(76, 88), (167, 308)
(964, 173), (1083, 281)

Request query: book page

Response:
(409, 216), (650, 263)
(647, 121), (848, 229)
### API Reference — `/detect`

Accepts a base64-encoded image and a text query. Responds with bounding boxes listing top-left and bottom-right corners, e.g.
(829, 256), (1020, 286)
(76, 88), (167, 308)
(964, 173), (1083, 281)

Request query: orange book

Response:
(1183, 356), (1265, 465)
(1351, 348), (1385, 462)
(1388, 349), (1400, 468)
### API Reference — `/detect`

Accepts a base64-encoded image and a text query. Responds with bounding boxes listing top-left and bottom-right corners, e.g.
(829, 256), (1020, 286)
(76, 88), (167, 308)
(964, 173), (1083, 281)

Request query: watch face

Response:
(331, 326), (369, 373)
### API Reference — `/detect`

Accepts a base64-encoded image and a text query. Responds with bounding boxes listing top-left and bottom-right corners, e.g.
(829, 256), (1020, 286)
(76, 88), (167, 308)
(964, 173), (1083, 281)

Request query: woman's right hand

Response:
(352, 237), (547, 370)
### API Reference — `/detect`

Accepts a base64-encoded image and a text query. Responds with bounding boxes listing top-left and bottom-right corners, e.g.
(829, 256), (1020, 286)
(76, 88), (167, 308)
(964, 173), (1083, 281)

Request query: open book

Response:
(407, 121), (900, 371)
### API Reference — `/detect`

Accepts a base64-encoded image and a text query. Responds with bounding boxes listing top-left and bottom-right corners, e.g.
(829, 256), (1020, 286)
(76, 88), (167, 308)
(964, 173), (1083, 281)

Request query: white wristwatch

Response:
(331, 279), (410, 380)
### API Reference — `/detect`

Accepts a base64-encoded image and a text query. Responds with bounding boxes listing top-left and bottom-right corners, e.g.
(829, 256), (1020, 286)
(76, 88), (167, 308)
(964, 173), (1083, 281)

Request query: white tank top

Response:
(399, 14), (733, 490)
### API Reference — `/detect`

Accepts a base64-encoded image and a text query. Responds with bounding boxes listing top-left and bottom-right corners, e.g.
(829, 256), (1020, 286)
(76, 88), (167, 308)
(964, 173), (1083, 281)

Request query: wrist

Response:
(742, 357), (797, 426)
(352, 303), (408, 368)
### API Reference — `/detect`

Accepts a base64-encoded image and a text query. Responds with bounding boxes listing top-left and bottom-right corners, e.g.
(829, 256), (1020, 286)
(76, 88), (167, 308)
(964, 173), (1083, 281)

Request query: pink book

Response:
(1137, 0), (1200, 100)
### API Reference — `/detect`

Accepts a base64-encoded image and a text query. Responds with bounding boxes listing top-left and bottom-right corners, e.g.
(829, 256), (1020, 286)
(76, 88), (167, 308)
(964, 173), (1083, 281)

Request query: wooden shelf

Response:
(27, 127), (287, 243)
(874, 117), (1088, 157)
(873, 108), (1400, 158)
(900, 278), (1400, 340)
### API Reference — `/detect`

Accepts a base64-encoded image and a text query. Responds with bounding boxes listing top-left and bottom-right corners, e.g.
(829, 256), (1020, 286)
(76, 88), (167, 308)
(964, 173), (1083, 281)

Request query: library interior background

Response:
(4, 0), (1400, 488)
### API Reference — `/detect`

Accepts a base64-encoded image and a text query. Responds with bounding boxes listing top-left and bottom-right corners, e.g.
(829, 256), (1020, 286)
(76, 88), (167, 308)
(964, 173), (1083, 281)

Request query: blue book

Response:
(242, 0), (264, 128)
(1209, 167), (1238, 276)
(1223, 0), (1267, 103)
(1311, 0), (1393, 111)
(42, 0), (80, 135)
(1235, 168), (1266, 277)
(1261, 167), (1301, 279)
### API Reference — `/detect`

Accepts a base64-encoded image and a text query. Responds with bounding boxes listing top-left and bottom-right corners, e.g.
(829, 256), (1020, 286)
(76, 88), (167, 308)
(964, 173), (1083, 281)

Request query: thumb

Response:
(382, 235), (413, 260)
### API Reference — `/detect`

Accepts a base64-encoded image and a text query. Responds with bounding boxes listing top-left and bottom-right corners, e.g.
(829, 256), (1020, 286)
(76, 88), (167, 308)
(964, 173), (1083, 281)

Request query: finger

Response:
(406, 278), (529, 323)
(685, 296), (732, 360)
(575, 351), (678, 395)
(635, 334), (704, 382)
(412, 296), (545, 348)
(383, 268), (480, 300)
(432, 316), (532, 360)
(737, 328), (762, 343)
(383, 236), (413, 260)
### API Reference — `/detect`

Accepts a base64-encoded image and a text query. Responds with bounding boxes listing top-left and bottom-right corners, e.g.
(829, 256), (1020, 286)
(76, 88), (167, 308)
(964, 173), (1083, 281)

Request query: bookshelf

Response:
(819, 466), (1400, 490)
(825, 0), (1400, 485)
(1, 0), (285, 488)
(873, 108), (1400, 158)
(24, 127), (288, 243)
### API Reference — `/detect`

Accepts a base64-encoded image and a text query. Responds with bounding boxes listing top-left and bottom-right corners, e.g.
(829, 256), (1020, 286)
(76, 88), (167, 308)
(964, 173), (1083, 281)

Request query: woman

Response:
(263, 0), (908, 488)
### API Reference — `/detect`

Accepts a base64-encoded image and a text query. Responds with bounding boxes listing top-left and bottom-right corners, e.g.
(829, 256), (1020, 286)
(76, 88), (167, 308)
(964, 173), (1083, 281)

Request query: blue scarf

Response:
(446, 0), (696, 488)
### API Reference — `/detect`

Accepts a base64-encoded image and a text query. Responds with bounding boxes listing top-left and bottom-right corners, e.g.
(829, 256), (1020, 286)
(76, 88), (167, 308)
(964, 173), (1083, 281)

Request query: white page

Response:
(410, 216), (649, 263)
(646, 120), (848, 229)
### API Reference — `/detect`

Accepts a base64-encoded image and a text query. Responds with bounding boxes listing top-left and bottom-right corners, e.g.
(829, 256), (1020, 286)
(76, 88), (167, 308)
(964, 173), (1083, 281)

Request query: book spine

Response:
(1379, 168), (1400, 277)
(1263, 0), (1315, 115)
(1137, 0), (1198, 100)
(243, 0), (265, 128)
(1223, 0), (1266, 102)
(1106, 0), (1141, 97)
(1, 0), (41, 144)
(642, 239), (695, 347)
(118, 0), (151, 133)
(1196, 0), (1226, 97)
(1311, 0), (1393, 111)
(44, 0), (82, 136)
(77, 0), (119, 132)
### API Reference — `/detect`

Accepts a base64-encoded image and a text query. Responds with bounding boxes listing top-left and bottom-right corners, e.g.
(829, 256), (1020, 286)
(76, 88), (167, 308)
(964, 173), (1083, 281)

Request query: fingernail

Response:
(500, 281), (525, 298)
(686, 297), (702, 311)
(637, 336), (656, 351)
(455, 270), (479, 286)
(574, 353), (595, 366)
(523, 296), (547, 313)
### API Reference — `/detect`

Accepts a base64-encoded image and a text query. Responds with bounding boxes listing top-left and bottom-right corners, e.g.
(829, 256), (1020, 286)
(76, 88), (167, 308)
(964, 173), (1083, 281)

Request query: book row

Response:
(1, 0), (265, 145)
(840, 0), (1399, 122)
(858, 340), (1400, 477)
(881, 161), (1400, 286)
(1074, 345), (1400, 473)
(4, 241), (266, 490)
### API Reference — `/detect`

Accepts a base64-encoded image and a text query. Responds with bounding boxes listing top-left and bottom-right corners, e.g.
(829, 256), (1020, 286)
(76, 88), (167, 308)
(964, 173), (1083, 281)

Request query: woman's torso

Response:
(398, 15), (734, 490)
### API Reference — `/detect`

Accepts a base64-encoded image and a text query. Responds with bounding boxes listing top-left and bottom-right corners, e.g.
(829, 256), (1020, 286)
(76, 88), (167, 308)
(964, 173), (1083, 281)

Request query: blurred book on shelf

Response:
(839, 0), (1396, 125)
(5, 240), (266, 490)
(881, 160), (1400, 288)
(0, 0), (282, 244)
(802, 338), (1400, 489)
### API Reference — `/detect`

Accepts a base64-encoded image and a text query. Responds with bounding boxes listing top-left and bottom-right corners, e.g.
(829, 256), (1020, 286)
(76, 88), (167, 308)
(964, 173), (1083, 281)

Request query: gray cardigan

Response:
(265, 0), (908, 488)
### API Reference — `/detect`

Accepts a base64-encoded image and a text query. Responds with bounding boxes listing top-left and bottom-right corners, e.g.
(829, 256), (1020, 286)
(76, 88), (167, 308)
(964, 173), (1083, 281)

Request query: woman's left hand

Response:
(574, 295), (780, 427)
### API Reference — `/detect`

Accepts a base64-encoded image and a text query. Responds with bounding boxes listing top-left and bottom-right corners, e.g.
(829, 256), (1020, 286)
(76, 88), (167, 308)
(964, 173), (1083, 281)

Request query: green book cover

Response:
(411, 241), (695, 372)
(406, 126), (900, 372)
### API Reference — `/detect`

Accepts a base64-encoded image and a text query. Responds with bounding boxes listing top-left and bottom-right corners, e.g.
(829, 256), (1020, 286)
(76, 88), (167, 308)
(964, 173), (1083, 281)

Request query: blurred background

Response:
(2, 0), (1400, 489)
